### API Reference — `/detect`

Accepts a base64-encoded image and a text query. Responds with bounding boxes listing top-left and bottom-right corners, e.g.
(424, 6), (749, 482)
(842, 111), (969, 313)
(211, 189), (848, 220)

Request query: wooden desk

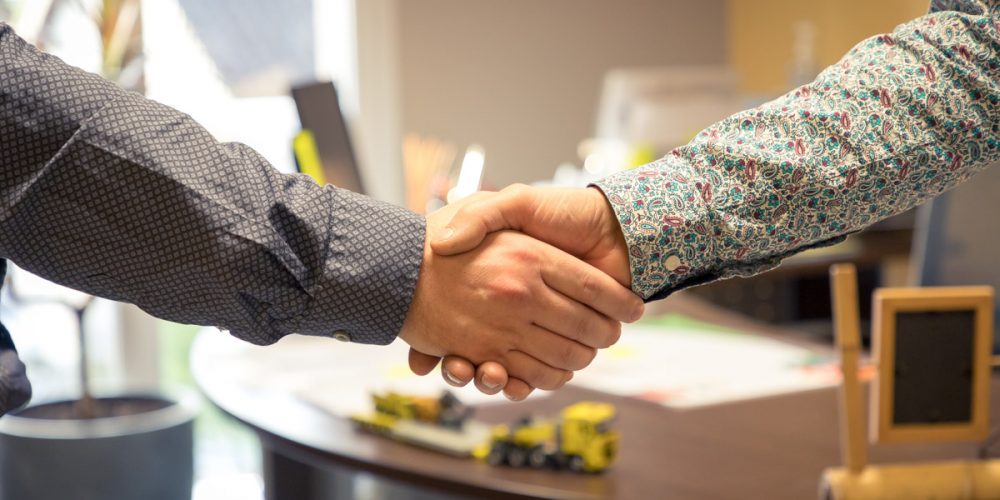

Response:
(192, 294), (996, 500)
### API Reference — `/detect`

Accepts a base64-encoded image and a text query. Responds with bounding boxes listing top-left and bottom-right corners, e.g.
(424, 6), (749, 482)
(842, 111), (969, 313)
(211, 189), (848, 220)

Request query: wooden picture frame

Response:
(870, 286), (994, 444)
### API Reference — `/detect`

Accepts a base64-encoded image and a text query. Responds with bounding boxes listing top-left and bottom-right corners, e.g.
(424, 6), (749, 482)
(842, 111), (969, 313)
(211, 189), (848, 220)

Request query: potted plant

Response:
(0, 287), (197, 500)
(0, 2), (197, 498)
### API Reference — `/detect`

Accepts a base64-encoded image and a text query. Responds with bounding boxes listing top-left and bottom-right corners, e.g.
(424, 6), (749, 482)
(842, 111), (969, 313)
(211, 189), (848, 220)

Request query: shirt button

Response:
(665, 255), (683, 271)
(333, 330), (352, 342)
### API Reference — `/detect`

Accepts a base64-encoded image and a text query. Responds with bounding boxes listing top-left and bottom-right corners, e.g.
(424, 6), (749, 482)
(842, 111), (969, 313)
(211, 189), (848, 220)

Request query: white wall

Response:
(394, 0), (728, 187)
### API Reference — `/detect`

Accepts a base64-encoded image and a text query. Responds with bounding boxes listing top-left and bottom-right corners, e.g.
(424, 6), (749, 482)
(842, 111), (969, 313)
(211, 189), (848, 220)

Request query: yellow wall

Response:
(728, 0), (929, 95)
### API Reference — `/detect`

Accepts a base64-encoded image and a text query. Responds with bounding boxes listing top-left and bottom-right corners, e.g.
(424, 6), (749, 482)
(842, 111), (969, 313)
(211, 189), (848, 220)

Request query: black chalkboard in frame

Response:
(871, 286), (995, 444)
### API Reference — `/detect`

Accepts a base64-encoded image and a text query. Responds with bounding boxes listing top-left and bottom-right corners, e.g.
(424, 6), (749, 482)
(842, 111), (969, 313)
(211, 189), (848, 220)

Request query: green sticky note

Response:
(637, 313), (744, 336)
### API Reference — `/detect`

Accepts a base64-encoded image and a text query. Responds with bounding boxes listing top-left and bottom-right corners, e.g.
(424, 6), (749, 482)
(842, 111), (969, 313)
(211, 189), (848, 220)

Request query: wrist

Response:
(585, 186), (633, 289)
(399, 224), (435, 352)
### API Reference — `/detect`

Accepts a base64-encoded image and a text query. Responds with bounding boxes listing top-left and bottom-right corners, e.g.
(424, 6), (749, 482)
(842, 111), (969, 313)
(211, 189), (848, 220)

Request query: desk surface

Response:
(191, 293), (997, 500)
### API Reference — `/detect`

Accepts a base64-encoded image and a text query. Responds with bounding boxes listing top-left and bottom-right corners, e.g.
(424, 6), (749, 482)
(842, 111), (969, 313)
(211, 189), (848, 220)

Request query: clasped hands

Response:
(399, 185), (642, 401)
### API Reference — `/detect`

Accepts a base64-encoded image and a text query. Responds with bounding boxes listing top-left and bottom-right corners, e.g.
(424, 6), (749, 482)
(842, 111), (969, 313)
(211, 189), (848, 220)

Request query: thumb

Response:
(430, 186), (531, 256)
(429, 217), (490, 256)
(408, 348), (441, 376)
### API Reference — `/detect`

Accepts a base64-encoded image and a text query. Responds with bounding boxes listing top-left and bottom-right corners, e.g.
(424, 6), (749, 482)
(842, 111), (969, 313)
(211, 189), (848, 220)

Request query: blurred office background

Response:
(0, 0), (969, 499)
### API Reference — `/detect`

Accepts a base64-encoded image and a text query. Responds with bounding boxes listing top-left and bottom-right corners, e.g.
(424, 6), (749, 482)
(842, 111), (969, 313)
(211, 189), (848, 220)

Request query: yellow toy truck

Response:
(371, 391), (468, 427)
(352, 391), (487, 457)
(480, 401), (618, 473)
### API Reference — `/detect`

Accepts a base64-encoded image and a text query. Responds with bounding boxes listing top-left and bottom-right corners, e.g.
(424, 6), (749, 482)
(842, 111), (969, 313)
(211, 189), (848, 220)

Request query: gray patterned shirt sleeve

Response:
(0, 23), (425, 346)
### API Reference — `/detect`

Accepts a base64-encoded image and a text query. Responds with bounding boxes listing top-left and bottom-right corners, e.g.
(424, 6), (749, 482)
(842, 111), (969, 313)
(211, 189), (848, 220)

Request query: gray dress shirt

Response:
(0, 22), (426, 349)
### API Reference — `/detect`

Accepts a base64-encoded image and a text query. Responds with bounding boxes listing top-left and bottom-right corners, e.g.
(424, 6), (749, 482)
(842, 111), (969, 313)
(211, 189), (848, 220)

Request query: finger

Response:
(512, 324), (597, 371)
(473, 361), (508, 395)
(502, 350), (572, 391)
(502, 377), (534, 402)
(431, 185), (533, 256)
(408, 348), (441, 376)
(540, 247), (644, 324)
(441, 355), (476, 387)
(532, 286), (622, 349)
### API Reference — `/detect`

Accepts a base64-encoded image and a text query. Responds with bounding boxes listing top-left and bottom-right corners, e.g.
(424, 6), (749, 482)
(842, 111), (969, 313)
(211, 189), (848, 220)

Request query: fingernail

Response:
(481, 374), (501, 392)
(503, 391), (521, 402)
(437, 226), (455, 241)
(443, 369), (463, 387)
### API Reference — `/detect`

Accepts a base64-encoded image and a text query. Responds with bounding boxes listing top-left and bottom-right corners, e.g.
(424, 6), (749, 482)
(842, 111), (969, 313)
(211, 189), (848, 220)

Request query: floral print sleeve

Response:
(594, 0), (1000, 301)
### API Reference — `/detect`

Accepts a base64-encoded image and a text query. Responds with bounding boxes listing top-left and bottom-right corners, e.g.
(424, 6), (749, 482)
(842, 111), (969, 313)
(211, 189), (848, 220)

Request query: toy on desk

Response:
(352, 393), (618, 473)
(820, 263), (998, 499)
(351, 391), (490, 457)
(474, 401), (619, 473)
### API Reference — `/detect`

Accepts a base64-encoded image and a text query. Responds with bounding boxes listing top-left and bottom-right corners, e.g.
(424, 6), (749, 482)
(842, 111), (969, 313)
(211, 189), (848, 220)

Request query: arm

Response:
(0, 22), (421, 346)
(431, 0), (1000, 397)
(0, 24), (641, 395)
(596, 0), (1000, 299)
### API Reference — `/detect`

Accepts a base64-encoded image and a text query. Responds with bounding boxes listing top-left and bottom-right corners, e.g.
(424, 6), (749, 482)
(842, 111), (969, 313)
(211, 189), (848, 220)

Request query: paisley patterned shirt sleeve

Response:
(594, 0), (1000, 301)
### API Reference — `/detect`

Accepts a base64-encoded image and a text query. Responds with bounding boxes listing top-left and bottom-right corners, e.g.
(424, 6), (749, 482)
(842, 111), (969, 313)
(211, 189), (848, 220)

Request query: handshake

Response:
(399, 184), (644, 401)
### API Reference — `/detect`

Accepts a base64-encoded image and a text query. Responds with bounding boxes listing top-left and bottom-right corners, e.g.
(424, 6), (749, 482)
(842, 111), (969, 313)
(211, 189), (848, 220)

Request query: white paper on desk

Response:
(569, 323), (840, 409)
(198, 330), (544, 418)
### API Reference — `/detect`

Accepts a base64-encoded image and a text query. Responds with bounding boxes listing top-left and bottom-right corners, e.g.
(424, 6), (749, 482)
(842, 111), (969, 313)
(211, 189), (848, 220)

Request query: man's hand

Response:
(399, 198), (642, 393)
(407, 185), (638, 400)
(437, 185), (631, 284)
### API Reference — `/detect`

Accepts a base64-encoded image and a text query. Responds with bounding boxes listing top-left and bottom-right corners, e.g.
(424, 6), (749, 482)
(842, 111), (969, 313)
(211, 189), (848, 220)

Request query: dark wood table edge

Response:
(196, 385), (596, 500)
(193, 295), (839, 499)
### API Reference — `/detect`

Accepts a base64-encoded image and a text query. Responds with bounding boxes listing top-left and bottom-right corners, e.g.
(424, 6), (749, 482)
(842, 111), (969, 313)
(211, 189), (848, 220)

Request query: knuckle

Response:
(502, 183), (530, 197)
(558, 342), (581, 370)
(519, 364), (548, 389)
(603, 320), (622, 347)
(580, 346), (598, 369)
(539, 368), (570, 390)
(589, 318), (620, 349)
(482, 338), (514, 361)
(504, 380), (531, 400)
(563, 343), (594, 371)
(552, 370), (573, 390)
(572, 318), (593, 345)
(451, 204), (474, 222)
(500, 183), (534, 208)
(573, 316), (595, 344)
(576, 315), (616, 349)
(489, 279), (532, 305)
(578, 272), (599, 303)
(509, 247), (538, 265)
(504, 354), (568, 391)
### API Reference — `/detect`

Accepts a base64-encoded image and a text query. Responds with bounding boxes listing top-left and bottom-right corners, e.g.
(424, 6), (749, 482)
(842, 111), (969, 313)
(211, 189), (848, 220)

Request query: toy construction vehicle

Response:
(478, 401), (618, 473)
(353, 391), (471, 431)
(351, 391), (489, 457)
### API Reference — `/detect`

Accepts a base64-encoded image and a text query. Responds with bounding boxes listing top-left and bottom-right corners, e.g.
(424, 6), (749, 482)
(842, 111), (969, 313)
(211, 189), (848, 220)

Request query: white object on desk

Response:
(191, 329), (543, 419)
(569, 321), (839, 409)
(193, 318), (837, 413)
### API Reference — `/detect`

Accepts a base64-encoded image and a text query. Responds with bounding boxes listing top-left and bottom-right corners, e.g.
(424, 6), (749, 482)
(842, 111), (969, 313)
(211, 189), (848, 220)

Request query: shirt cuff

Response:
(592, 156), (721, 301)
(593, 156), (852, 301)
(295, 188), (426, 345)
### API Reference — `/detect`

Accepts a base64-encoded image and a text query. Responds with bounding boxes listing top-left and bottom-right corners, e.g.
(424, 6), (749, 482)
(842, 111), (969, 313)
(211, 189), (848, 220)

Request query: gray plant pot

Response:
(0, 393), (198, 500)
